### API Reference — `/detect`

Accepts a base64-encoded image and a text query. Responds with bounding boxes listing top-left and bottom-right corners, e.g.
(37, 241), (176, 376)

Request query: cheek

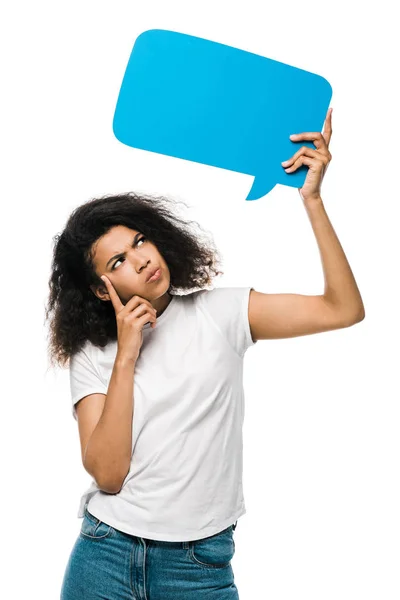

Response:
(117, 269), (145, 292)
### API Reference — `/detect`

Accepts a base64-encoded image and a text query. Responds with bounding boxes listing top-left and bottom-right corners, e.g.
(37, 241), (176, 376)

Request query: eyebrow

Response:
(105, 233), (142, 269)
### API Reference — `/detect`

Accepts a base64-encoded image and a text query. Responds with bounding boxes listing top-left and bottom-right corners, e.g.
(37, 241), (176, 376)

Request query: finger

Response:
(282, 147), (329, 168)
(125, 294), (155, 313)
(100, 275), (123, 313)
(283, 154), (324, 173)
(289, 131), (329, 151)
(282, 146), (322, 166)
(322, 108), (333, 147)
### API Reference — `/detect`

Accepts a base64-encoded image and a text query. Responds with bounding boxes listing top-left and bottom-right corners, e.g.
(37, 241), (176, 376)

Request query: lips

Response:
(146, 267), (160, 282)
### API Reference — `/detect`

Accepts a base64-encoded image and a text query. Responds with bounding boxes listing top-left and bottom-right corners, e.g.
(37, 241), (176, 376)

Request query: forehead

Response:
(92, 225), (139, 262)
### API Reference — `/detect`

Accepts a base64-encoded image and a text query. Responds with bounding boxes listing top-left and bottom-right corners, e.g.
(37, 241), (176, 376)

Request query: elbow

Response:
(354, 304), (366, 323)
(84, 461), (127, 495)
(344, 306), (366, 327)
(98, 462), (131, 493)
(96, 474), (125, 495)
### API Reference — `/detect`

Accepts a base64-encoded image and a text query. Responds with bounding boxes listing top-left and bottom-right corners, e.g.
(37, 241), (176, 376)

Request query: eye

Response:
(111, 236), (146, 271)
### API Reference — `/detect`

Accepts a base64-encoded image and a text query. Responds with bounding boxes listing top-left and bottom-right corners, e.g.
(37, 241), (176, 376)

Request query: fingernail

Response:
(290, 134), (297, 139)
(281, 160), (289, 165)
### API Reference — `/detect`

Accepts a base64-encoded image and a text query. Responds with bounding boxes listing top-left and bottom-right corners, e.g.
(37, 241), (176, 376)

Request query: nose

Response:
(138, 259), (150, 274)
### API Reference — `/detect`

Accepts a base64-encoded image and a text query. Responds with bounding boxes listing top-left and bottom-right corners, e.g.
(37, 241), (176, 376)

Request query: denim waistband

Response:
(84, 501), (238, 545)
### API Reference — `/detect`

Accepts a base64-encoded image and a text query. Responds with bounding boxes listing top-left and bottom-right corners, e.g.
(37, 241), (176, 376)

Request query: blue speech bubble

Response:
(113, 29), (332, 200)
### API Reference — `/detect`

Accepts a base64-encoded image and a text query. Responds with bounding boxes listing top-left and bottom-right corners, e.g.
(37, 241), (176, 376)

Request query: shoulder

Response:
(191, 286), (256, 356)
(69, 339), (103, 375)
(192, 286), (252, 308)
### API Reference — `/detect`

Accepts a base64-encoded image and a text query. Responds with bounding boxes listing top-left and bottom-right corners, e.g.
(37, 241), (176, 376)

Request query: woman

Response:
(47, 108), (364, 598)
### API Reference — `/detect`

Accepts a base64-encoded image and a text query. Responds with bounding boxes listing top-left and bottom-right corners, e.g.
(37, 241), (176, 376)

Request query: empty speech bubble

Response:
(113, 29), (332, 200)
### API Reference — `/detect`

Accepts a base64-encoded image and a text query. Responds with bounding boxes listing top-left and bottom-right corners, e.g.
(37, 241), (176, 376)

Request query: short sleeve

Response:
(69, 343), (108, 421)
(195, 286), (257, 358)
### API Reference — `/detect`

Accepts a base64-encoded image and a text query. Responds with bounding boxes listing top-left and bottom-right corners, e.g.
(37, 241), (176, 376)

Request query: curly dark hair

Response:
(44, 191), (224, 370)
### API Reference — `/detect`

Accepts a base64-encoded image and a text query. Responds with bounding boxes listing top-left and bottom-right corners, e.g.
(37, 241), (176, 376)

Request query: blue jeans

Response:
(61, 501), (239, 599)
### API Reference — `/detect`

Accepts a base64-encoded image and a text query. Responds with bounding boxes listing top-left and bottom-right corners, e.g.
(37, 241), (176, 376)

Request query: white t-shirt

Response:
(69, 286), (257, 542)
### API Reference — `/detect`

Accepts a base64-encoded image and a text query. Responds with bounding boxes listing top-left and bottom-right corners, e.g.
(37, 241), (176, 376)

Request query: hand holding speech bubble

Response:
(113, 29), (332, 201)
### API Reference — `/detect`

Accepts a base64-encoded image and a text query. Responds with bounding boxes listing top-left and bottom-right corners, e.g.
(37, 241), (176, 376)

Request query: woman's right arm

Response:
(82, 354), (136, 494)
(78, 276), (156, 494)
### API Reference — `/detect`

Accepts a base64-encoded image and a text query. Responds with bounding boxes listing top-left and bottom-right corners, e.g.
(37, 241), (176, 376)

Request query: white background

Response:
(2, 1), (399, 598)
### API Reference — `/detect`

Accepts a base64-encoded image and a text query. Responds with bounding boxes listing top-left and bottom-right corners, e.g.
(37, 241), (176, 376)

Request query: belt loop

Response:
(182, 540), (190, 549)
(232, 521), (237, 531)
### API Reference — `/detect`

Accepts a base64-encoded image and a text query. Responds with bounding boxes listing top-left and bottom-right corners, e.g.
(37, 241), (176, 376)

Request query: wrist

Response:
(115, 354), (137, 370)
(303, 195), (324, 210)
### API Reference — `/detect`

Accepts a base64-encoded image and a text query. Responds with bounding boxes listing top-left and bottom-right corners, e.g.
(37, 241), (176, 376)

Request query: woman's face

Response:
(90, 225), (171, 307)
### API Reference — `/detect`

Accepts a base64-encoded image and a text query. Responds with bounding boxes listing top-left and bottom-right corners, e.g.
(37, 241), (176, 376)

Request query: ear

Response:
(89, 283), (109, 302)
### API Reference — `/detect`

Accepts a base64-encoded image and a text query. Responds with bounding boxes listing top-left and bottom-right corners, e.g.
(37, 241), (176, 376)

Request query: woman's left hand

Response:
(281, 107), (333, 205)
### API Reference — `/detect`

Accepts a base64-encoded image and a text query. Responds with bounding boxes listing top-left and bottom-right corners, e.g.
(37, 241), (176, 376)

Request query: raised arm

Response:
(248, 109), (365, 342)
